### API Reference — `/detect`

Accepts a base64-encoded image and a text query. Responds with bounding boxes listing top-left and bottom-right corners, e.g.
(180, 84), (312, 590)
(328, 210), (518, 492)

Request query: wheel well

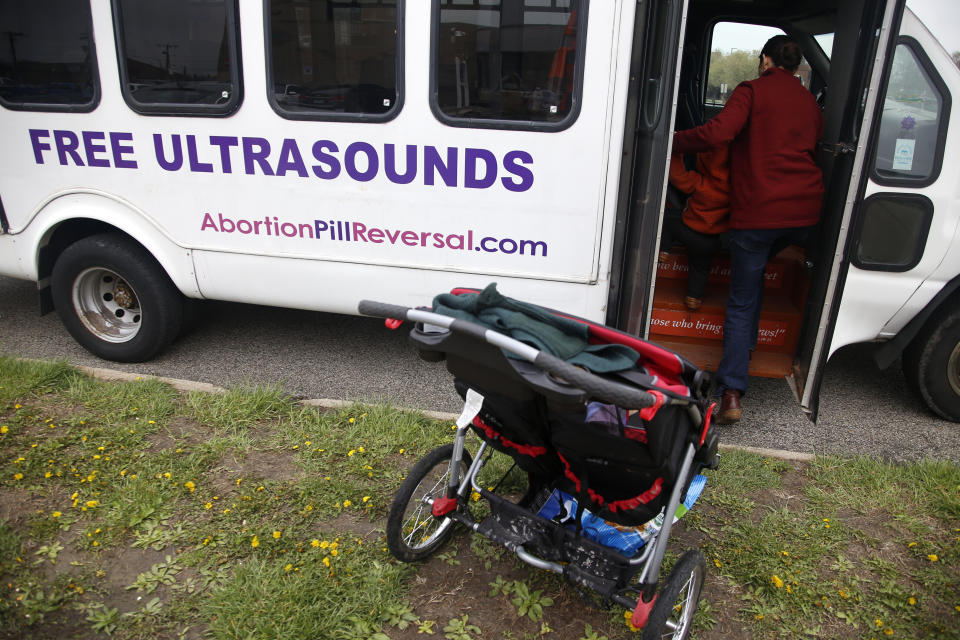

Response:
(37, 220), (143, 314)
(873, 275), (960, 370)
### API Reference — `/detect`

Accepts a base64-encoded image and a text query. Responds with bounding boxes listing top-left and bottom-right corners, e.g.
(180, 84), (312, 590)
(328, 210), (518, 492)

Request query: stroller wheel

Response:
(640, 550), (706, 640)
(387, 444), (473, 562)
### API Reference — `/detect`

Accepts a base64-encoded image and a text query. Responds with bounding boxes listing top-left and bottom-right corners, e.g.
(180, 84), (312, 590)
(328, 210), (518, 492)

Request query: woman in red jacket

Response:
(672, 35), (824, 424)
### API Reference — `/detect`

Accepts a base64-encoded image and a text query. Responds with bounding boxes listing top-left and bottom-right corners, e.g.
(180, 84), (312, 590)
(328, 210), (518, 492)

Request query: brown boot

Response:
(716, 389), (742, 424)
(684, 296), (702, 311)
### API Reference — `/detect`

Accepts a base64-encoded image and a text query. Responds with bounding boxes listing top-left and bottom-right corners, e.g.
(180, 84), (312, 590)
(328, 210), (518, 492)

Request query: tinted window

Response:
(853, 194), (932, 272)
(113, 0), (241, 115)
(872, 41), (948, 185)
(268, 0), (400, 119)
(0, 0), (98, 110)
(433, 0), (585, 128)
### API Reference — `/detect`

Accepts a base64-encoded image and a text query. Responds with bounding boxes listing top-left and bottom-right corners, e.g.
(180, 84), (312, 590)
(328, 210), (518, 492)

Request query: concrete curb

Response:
(77, 364), (815, 463)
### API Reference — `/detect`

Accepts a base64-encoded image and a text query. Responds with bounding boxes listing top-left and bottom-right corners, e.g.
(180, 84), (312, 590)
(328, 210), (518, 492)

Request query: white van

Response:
(0, 0), (957, 422)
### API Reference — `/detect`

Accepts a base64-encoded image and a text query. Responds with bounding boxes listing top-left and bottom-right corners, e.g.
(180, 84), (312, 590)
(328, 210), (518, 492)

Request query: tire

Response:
(51, 233), (185, 363)
(640, 550), (706, 640)
(902, 305), (960, 422)
(386, 444), (472, 562)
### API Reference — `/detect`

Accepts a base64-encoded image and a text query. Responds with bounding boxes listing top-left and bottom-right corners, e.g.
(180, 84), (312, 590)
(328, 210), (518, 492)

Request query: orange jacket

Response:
(668, 146), (731, 235)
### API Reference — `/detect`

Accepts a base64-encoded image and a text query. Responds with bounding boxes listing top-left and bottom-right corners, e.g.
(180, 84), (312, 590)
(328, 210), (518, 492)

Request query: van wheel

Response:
(902, 305), (960, 422)
(51, 233), (184, 362)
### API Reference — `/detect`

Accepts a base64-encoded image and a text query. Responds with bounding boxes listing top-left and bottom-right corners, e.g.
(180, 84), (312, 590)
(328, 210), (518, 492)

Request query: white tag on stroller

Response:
(456, 388), (485, 428)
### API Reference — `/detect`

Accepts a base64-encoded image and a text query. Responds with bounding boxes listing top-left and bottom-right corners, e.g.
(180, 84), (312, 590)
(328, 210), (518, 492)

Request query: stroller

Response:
(359, 285), (719, 640)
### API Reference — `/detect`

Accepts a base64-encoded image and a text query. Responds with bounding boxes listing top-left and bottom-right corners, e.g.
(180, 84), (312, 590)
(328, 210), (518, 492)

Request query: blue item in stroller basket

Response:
(537, 475), (708, 555)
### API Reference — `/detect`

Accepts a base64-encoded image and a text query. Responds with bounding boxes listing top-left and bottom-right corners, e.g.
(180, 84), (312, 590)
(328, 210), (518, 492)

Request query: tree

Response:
(705, 49), (759, 103)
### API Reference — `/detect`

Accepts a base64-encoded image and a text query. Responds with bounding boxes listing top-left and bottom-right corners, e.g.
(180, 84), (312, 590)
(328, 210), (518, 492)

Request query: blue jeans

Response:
(715, 227), (811, 395)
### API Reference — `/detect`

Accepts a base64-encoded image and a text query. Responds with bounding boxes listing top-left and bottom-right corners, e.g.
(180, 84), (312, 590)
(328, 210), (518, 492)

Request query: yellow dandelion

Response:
(884, 629), (893, 636)
(13, 473), (22, 481)
(343, 500), (352, 508)
(927, 554), (938, 562)
(44, 471), (52, 479)
(85, 500), (98, 508)
(204, 502), (212, 510)
(362, 496), (370, 503)
(14, 404), (20, 409)
(908, 597), (916, 606)
(251, 536), (259, 548)
(0, 426), (7, 434)
(331, 549), (338, 557)
(347, 450), (356, 457)
(714, 558), (722, 568)
(163, 472), (172, 479)
(876, 619), (884, 628)
(51, 511), (61, 518)
(348, 418), (355, 423)
(304, 441), (311, 446)
(623, 610), (641, 631)
(755, 614), (764, 621)
(92, 541), (98, 547)
(323, 557), (330, 567)
(236, 478), (242, 487)
(311, 539), (320, 547)
(284, 564), (293, 572)
(273, 530), (282, 539)
(320, 540), (329, 549)
(399, 448), (405, 454)
(771, 575), (784, 589)
(908, 542), (917, 548)
(471, 491), (481, 502)
(148, 420), (155, 425)
(358, 446), (365, 453)
(184, 481), (196, 492)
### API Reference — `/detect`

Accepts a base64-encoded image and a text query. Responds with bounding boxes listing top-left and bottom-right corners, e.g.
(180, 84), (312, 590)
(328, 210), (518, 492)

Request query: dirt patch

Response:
(205, 450), (302, 495)
(146, 416), (215, 451)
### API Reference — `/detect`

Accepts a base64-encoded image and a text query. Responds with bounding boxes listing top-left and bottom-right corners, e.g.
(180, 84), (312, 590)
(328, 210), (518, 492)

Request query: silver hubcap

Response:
(948, 341), (960, 397)
(72, 268), (142, 343)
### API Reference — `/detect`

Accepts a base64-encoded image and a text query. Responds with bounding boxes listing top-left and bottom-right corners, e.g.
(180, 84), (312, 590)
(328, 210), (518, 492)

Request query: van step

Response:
(649, 336), (795, 379)
(657, 245), (806, 293)
(649, 279), (801, 352)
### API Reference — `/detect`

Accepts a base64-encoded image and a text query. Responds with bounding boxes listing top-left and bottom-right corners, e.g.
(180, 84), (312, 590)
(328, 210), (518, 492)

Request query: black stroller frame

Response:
(359, 296), (719, 640)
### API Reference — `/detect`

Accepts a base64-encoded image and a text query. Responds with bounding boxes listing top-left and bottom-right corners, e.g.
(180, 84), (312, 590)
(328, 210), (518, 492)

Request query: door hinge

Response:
(819, 141), (857, 156)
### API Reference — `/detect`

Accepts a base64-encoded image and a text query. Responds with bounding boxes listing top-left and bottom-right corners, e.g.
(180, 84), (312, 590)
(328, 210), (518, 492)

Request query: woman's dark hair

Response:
(761, 35), (804, 72)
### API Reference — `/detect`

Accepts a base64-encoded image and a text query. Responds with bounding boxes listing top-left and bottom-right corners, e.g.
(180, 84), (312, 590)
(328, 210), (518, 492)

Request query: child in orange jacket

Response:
(662, 146), (731, 310)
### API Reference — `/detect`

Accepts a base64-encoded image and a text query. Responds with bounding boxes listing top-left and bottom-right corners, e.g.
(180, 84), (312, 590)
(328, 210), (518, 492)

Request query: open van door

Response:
(790, 0), (908, 419)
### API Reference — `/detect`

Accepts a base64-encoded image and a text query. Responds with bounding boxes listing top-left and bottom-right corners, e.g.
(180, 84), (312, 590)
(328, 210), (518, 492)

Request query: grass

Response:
(0, 355), (957, 640)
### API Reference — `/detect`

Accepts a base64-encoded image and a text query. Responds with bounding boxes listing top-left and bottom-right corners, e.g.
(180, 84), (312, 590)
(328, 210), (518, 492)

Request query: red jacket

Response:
(673, 68), (824, 229)
(669, 146), (730, 235)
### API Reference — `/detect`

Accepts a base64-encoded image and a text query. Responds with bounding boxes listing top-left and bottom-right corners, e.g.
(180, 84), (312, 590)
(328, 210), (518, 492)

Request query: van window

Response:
(872, 40), (949, 185)
(0, 0), (99, 111)
(113, 0), (242, 115)
(267, 0), (400, 120)
(853, 194), (932, 272)
(705, 22), (786, 107)
(432, 0), (585, 130)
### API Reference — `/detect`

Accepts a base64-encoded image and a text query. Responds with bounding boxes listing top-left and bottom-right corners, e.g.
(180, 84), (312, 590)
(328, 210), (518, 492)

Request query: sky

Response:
(709, 0), (959, 55)
(908, 0), (960, 54)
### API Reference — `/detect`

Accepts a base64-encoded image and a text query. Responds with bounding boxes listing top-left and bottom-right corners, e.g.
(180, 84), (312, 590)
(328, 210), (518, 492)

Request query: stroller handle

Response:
(358, 300), (661, 410)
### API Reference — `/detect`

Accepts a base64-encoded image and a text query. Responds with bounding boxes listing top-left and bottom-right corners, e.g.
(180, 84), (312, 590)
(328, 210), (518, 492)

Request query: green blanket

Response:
(432, 284), (639, 373)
